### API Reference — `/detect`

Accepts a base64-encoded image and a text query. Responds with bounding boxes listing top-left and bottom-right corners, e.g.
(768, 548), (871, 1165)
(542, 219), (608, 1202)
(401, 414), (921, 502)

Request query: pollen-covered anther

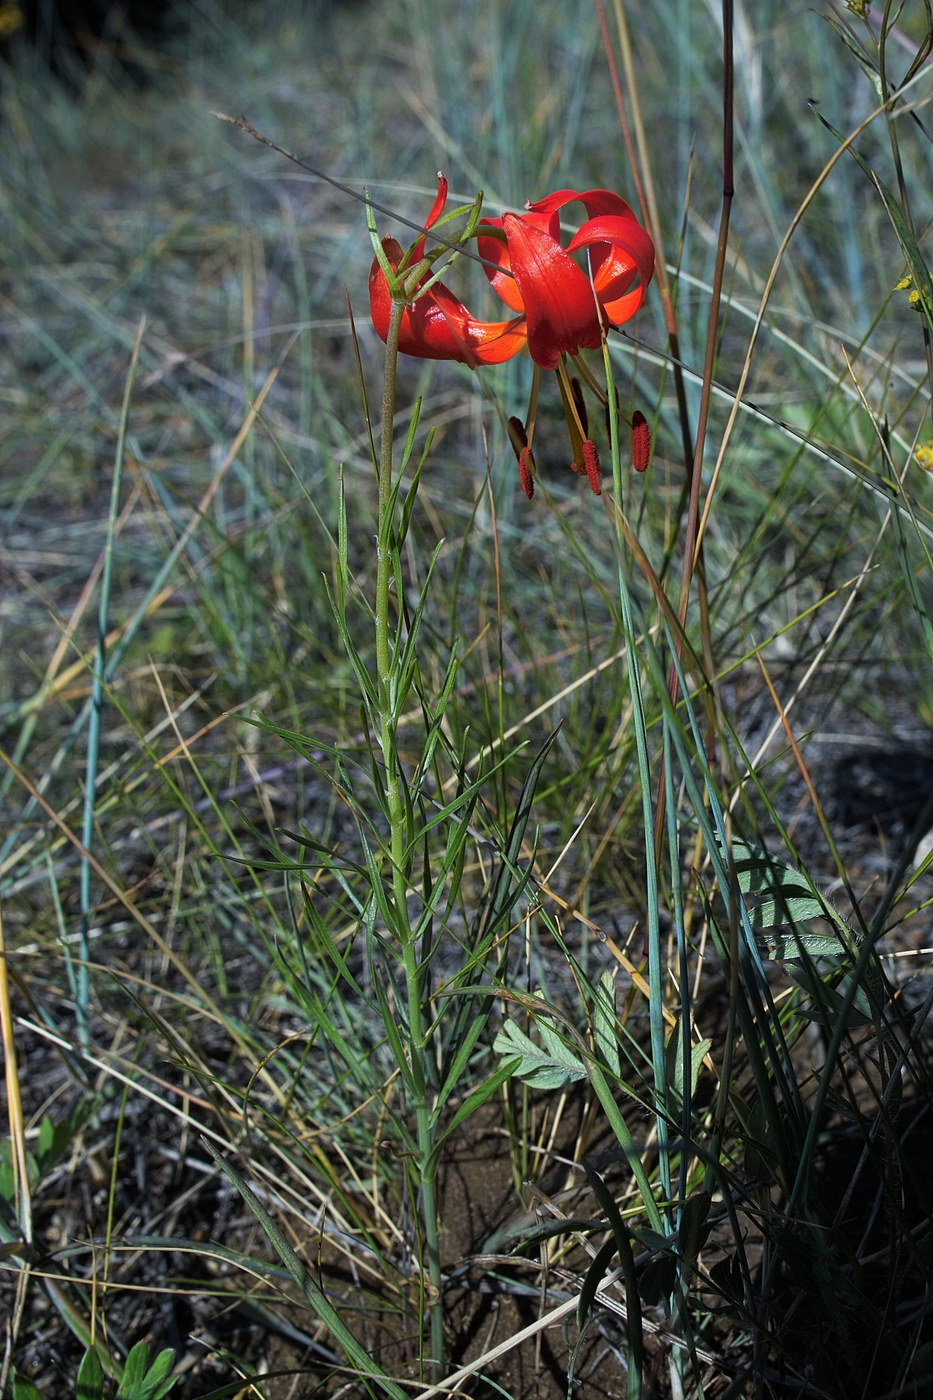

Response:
(507, 416), (537, 498)
(631, 411), (651, 473)
(518, 446), (536, 498)
(582, 440), (602, 495)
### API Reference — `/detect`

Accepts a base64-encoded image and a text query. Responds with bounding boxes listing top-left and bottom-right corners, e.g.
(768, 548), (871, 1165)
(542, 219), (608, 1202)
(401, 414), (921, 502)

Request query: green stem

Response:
(374, 299), (444, 1376)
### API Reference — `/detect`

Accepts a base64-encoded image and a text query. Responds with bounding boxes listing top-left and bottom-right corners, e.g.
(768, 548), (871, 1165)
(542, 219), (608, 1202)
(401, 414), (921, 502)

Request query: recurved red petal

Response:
(500, 214), (603, 370)
(408, 173), (450, 263)
(476, 218), (524, 313)
(568, 215), (655, 325)
(528, 187), (639, 222)
(477, 207), (558, 313)
(369, 238), (526, 366)
(425, 174), (449, 230)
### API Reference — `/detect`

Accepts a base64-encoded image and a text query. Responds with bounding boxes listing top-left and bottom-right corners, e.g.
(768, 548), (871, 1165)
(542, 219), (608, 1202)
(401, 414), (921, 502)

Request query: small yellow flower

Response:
(914, 439), (933, 472)
(846, 0), (871, 14)
(895, 273), (927, 312)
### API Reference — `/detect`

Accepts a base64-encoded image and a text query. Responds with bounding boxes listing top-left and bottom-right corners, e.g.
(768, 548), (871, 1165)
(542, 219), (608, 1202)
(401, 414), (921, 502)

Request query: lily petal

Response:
(526, 188), (655, 326)
(476, 207), (557, 313)
(529, 187), (639, 222)
(409, 173), (451, 264)
(500, 214), (604, 370)
(568, 215), (656, 324)
(369, 237), (527, 366)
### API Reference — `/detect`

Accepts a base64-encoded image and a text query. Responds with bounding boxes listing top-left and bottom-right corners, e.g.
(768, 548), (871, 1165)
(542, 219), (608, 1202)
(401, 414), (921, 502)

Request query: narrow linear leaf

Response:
(593, 970), (621, 1077)
(202, 1142), (408, 1400)
(582, 1162), (644, 1396)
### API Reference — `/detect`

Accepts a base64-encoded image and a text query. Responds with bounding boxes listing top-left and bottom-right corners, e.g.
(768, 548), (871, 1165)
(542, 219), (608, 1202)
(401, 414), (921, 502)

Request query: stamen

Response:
(570, 351), (608, 406)
(569, 377), (589, 437)
(508, 416), (537, 498)
(556, 359), (588, 445)
(631, 411), (651, 473)
(519, 446), (536, 499)
(507, 415), (529, 457)
(556, 361), (587, 477)
(582, 440), (602, 495)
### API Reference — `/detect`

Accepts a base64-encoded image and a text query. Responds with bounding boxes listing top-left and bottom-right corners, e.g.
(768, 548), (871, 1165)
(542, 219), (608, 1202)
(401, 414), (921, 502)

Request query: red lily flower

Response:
(368, 176), (527, 367)
(369, 180), (654, 371)
(368, 177), (655, 496)
(476, 188), (655, 370)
